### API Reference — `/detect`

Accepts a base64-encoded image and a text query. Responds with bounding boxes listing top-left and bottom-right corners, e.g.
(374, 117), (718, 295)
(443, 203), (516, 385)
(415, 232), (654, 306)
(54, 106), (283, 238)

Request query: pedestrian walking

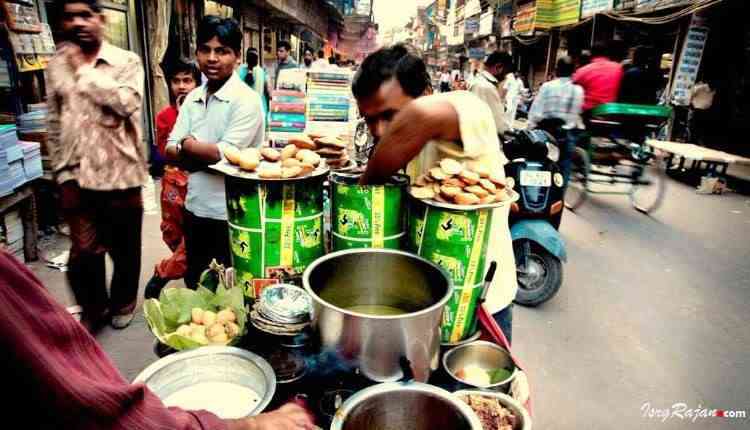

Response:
(238, 47), (271, 119)
(468, 51), (512, 137)
(46, 0), (147, 332)
(165, 16), (264, 289)
(439, 68), (451, 92)
(274, 40), (298, 88)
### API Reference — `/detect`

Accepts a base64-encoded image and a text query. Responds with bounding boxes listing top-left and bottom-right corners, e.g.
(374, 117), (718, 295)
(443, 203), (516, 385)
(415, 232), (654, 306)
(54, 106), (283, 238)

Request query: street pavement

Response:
(28, 176), (750, 429)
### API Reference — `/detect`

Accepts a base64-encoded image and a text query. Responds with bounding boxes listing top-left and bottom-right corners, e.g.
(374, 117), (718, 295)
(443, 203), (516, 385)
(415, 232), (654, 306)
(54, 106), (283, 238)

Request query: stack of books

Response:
(20, 140), (42, 181)
(0, 59), (10, 88)
(269, 90), (306, 133)
(0, 124), (24, 196)
(306, 71), (351, 123)
(1, 210), (25, 263)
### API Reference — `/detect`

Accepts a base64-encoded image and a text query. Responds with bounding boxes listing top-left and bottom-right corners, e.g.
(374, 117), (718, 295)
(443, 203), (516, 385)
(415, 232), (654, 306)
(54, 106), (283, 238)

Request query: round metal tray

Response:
(210, 159), (330, 182)
(409, 188), (520, 211)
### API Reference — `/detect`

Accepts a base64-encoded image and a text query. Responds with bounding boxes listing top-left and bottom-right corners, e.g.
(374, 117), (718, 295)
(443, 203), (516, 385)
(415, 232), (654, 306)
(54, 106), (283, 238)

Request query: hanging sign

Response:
(671, 13), (709, 106)
(581, 0), (614, 18)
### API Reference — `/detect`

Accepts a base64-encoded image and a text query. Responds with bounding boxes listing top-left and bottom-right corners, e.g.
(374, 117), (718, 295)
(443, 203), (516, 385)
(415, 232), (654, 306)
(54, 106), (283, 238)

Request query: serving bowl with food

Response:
(454, 390), (531, 430)
(443, 341), (518, 392)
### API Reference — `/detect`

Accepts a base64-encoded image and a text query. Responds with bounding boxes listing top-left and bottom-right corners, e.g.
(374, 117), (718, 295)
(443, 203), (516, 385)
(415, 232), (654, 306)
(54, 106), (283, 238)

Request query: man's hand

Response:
(244, 403), (315, 430)
(65, 43), (86, 71)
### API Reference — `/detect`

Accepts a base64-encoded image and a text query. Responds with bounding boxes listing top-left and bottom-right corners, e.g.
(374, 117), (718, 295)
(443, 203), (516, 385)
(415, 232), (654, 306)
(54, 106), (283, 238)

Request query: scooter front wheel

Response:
(514, 241), (563, 307)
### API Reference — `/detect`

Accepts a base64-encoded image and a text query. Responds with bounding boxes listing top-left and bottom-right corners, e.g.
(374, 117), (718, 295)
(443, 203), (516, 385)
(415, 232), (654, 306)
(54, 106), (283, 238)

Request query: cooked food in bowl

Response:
(456, 365), (514, 388)
(460, 394), (518, 430)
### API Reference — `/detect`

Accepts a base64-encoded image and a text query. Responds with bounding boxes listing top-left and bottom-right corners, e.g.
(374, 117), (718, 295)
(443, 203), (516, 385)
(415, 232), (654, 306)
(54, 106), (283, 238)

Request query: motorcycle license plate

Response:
(520, 170), (551, 187)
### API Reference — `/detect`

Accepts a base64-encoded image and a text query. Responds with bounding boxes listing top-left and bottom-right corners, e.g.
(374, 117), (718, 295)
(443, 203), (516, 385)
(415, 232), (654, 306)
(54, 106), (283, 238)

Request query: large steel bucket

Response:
(303, 249), (453, 382)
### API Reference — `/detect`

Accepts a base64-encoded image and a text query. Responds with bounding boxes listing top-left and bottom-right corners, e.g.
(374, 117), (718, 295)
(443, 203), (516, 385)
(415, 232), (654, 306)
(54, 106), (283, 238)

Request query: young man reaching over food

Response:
(165, 16), (264, 289)
(352, 45), (517, 343)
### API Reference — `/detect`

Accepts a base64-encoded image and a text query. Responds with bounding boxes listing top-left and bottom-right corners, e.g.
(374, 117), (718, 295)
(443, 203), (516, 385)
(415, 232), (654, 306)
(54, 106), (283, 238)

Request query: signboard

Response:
(581, 0), (614, 17)
(469, 47), (486, 59)
(465, 16), (480, 34)
(464, 0), (482, 17)
(513, 2), (536, 35)
(478, 10), (494, 36)
(671, 14), (709, 106)
(535, 0), (581, 30)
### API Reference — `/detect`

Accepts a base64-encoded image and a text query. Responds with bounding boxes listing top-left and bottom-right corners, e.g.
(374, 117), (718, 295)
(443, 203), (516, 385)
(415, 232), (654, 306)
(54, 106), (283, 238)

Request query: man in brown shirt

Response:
(46, 0), (147, 331)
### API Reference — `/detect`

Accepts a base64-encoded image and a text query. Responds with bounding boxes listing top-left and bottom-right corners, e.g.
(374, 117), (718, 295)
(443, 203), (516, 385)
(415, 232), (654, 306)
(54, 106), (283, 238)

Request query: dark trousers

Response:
(60, 182), (143, 322)
(183, 210), (231, 289)
(492, 304), (513, 346)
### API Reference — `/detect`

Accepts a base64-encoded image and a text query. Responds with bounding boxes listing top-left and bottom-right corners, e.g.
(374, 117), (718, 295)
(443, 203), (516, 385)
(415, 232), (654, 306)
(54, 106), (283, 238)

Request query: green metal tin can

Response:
(330, 173), (408, 251)
(226, 173), (326, 298)
(407, 197), (493, 343)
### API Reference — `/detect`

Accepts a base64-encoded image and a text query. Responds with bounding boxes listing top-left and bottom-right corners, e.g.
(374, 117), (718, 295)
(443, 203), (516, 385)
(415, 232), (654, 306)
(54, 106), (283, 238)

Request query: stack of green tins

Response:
(407, 197), (493, 343)
(225, 174), (326, 298)
(330, 173), (408, 250)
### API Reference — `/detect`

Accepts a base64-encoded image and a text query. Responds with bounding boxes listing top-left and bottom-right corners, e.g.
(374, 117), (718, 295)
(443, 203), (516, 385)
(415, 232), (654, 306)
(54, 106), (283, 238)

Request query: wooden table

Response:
(647, 140), (750, 178)
(0, 183), (38, 261)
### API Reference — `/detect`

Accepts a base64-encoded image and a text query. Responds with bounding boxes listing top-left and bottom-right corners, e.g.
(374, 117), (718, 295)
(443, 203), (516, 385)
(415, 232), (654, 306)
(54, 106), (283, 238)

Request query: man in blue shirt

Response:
(166, 16), (264, 288)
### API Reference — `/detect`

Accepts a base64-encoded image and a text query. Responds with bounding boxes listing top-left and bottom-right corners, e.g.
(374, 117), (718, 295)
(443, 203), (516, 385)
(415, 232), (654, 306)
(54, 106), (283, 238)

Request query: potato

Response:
(410, 186), (435, 199)
(281, 144), (299, 160)
(282, 166), (303, 178)
(191, 308), (204, 324)
(209, 331), (229, 344)
(207, 323), (226, 338)
(454, 192), (480, 206)
(303, 152), (321, 166)
(495, 188), (510, 202)
(260, 147), (281, 162)
(429, 167), (449, 181)
(440, 185), (462, 198)
(440, 158), (463, 175)
(190, 332), (209, 344)
(465, 185), (489, 198)
(289, 135), (317, 150)
(226, 322), (241, 338)
(202, 310), (217, 327)
(299, 162), (316, 176)
(218, 308), (236, 323)
(238, 148), (261, 171)
(258, 164), (282, 179)
(458, 169), (480, 185)
(176, 324), (192, 337)
(223, 146), (242, 165)
(282, 158), (301, 168)
(479, 179), (497, 193)
(191, 324), (207, 339)
(295, 149), (315, 161)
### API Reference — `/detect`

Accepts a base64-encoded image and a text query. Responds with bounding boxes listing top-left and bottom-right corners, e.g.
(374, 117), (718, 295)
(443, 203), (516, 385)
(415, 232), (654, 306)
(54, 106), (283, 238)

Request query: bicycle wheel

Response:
(564, 147), (589, 211)
(630, 157), (667, 214)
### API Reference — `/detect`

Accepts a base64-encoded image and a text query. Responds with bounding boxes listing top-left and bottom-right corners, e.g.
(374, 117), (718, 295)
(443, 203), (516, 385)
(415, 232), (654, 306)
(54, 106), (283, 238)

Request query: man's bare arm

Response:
(360, 96), (461, 185)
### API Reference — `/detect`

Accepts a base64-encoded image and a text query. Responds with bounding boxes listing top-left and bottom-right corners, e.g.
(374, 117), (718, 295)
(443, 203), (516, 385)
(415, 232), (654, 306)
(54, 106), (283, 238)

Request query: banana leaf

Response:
(143, 268), (247, 351)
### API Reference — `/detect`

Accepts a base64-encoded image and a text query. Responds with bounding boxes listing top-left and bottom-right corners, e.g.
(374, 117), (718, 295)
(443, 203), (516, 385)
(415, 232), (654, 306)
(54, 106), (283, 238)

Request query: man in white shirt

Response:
(468, 51), (513, 137)
(166, 16), (264, 288)
(502, 66), (525, 127)
(353, 44), (517, 343)
(439, 68), (451, 92)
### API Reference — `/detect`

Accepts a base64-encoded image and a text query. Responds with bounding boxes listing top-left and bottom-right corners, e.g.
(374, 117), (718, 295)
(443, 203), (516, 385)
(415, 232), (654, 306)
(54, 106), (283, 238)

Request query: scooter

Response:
(503, 129), (567, 306)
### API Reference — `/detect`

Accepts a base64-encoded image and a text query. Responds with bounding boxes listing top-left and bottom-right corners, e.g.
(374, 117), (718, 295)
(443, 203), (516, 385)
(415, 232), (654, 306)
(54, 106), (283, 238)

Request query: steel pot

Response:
(303, 249), (453, 382)
(330, 382), (482, 430)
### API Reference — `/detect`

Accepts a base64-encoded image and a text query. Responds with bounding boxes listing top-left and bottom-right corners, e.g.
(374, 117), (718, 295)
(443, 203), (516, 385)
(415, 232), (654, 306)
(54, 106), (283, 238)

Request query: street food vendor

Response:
(0, 250), (314, 430)
(353, 45), (517, 343)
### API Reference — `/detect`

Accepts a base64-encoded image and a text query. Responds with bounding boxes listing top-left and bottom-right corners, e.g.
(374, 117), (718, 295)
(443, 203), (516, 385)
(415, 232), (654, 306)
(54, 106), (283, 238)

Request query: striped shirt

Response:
(528, 77), (584, 129)
(0, 250), (226, 429)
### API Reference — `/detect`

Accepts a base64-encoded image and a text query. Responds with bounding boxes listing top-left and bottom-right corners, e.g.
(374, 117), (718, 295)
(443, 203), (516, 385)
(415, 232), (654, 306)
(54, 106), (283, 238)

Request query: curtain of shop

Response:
(146, 0), (173, 112)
